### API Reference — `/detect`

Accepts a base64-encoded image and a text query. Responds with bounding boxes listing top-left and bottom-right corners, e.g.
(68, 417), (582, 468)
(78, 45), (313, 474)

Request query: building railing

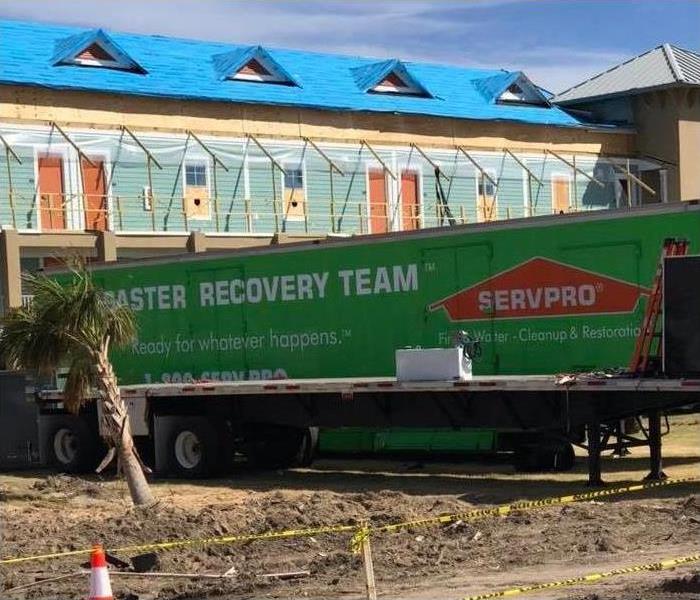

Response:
(2, 192), (615, 236)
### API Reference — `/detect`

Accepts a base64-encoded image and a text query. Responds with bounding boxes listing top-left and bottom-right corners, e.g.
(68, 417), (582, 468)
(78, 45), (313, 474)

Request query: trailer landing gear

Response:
(585, 411), (669, 487)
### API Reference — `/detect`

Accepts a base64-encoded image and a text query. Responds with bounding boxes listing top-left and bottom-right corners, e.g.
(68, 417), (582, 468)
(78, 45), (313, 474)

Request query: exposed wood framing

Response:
(120, 125), (163, 169)
(48, 121), (96, 167)
(607, 158), (656, 196)
(187, 130), (230, 172)
(0, 133), (22, 164)
(504, 149), (541, 184)
(410, 143), (451, 180)
(303, 137), (345, 176)
(247, 134), (285, 171)
(360, 140), (396, 180)
(456, 146), (497, 187)
(546, 149), (604, 188)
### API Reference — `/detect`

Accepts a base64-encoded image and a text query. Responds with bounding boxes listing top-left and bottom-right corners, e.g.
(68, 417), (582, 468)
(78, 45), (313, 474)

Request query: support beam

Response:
(186, 131), (230, 172)
(96, 231), (117, 262)
(455, 146), (497, 188)
(606, 159), (656, 196)
(586, 419), (603, 487)
(246, 134), (285, 172)
(410, 143), (451, 181)
(303, 137), (345, 176)
(360, 140), (396, 180)
(120, 126), (163, 170)
(0, 229), (21, 312)
(546, 150), (604, 189)
(645, 411), (667, 481)
(49, 122), (96, 167)
(187, 231), (207, 253)
(504, 149), (542, 184)
(0, 133), (22, 165)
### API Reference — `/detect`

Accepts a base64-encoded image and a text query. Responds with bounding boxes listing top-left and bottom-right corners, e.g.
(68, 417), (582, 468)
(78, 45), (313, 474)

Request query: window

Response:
(186, 163), (208, 187)
(284, 168), (303, 190)
(497, 76), (549, 106)
(478, 177), (496, 198)
(283, 167), (306, 220)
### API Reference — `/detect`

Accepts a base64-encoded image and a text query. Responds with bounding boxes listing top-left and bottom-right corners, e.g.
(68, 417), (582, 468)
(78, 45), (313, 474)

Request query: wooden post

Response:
(329, 168), (336, 233)
(460, 206), (465, 224)
(147, 158), (156, 232)
(626, 158), (632, 207)
(358, 203), (364, 234)
(212, 164), (220, 233)
(116, 196), (123, 231)
(271, 163), (280, 233)
(245, 197), (252, 233)
(5, 146), (16, 228)
(359, 527), (377, 600)
(572, 155), (578, 211)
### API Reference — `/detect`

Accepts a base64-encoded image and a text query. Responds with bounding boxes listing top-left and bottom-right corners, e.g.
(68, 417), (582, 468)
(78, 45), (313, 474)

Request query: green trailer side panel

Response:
(83, 205), (700, 386)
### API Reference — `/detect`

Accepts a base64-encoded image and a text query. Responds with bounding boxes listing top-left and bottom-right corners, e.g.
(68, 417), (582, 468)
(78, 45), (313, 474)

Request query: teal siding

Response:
(0, 129), (630, 236)
(0, 148), (37, 229)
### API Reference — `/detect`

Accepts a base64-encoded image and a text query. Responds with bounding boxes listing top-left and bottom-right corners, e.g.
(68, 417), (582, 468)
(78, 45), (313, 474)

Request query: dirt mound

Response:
(30, 474), (107, 499)
(660, 571), (700, 593)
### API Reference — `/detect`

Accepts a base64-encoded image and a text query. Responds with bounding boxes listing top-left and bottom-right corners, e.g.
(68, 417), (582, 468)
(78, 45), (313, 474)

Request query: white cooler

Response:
(395, 347), (472, 382)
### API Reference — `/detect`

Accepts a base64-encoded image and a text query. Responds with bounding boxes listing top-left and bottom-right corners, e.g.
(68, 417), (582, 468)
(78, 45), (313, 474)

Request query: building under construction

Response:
(0, 20), (694, 313)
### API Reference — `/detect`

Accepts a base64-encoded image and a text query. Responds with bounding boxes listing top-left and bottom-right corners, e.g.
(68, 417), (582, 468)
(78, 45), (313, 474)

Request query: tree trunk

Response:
(95, 346), (155, 507)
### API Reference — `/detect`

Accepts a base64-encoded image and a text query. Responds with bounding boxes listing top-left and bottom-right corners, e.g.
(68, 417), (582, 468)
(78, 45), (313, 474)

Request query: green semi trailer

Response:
(37, 202), (700, 473)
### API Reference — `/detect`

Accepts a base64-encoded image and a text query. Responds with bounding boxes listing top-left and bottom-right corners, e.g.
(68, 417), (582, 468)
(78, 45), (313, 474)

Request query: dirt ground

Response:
(1, 415), (698, 600)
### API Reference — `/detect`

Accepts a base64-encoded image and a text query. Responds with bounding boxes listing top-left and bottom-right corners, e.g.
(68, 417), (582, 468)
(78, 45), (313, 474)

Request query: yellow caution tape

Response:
(1, 476), (695, 566)
(375, 476), (698, 534)
(462, 553), (700, 600)
(0, 523), (357, 565)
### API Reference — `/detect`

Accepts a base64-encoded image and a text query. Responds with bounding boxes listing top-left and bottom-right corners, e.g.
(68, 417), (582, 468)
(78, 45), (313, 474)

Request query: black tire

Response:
(514, 441), (575, 473)
(164, 418), (219, 478)
(244, 425), (313, 469)
(41, 415), (99, 473)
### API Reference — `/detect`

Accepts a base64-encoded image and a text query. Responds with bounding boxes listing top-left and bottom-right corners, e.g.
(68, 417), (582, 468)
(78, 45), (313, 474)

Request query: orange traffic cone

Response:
(88, 544), (113, 600)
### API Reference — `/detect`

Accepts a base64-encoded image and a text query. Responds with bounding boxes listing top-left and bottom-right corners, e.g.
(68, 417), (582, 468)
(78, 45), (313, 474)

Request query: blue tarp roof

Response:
(0, 19), (613, 130)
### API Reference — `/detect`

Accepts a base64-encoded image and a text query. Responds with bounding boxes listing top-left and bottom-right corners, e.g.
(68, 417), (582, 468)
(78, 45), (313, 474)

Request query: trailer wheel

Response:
(514, 441), (575, 472)
(41, 415), (98, 473)
(164, 418), (218, 478)
(244, 425), (315, 469)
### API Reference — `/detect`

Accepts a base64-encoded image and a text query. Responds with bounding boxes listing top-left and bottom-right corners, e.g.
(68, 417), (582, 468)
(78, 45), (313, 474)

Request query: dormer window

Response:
(232, 57), (288, 83)
(53, 29), (146, 73)
(352, 59), (433, 98)
(372, 71), (421, 95)
(497, 75), (549, 106)
(214, 46), (299, 86)
(73, 42), (123, 68)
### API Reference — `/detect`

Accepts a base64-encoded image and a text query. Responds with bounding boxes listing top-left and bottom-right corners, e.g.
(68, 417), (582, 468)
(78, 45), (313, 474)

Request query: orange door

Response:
(368, 169), (388, 234)
(400, 170), (420, 231)
(552, 176), (570, 213)
(38, 155), (65, 230)
(81, 158), (108, 231)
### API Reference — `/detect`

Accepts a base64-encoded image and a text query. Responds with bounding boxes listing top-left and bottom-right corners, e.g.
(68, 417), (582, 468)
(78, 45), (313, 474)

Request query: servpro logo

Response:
(429, 257), (649, 321)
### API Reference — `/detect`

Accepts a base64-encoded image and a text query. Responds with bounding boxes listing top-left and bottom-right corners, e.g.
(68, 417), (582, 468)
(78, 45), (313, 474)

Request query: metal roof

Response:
(554, 44), (700, 104)
(0, 19), (614, 130)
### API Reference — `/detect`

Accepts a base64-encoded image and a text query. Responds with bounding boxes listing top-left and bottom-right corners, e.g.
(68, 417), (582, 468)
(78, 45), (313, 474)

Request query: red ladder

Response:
(628, 238), (689, 375)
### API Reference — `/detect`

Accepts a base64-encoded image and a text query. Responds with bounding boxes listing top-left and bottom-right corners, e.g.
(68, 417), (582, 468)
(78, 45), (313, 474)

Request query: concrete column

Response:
(0, 229), (22, 311)
(187, 231), (207, 253)
(96, 231), (118, 262)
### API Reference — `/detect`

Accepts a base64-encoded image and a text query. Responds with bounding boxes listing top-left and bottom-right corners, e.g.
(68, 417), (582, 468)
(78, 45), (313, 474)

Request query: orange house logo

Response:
(429, 257), (650, 321)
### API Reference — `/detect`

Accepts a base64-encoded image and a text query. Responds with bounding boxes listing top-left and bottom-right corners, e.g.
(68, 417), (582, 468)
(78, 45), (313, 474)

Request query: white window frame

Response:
(365, 162), (389, 234)
(280, 161), (307, 222)
(474, 167), (498, 221)
(659, 169), (668, 203)
(550, 172), (573, 214)
(181, 156), (212, 221)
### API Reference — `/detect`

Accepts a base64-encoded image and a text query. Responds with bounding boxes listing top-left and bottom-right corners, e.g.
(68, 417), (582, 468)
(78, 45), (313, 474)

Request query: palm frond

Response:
(62, 352), (96, 413)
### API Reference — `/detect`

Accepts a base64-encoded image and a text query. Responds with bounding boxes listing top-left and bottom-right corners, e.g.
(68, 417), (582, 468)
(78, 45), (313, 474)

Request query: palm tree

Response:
(0, 265), (155, 506)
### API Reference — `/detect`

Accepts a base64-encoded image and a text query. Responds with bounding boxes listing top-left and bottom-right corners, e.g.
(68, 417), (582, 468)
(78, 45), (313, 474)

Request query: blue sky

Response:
(1, 0), (698, 93)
